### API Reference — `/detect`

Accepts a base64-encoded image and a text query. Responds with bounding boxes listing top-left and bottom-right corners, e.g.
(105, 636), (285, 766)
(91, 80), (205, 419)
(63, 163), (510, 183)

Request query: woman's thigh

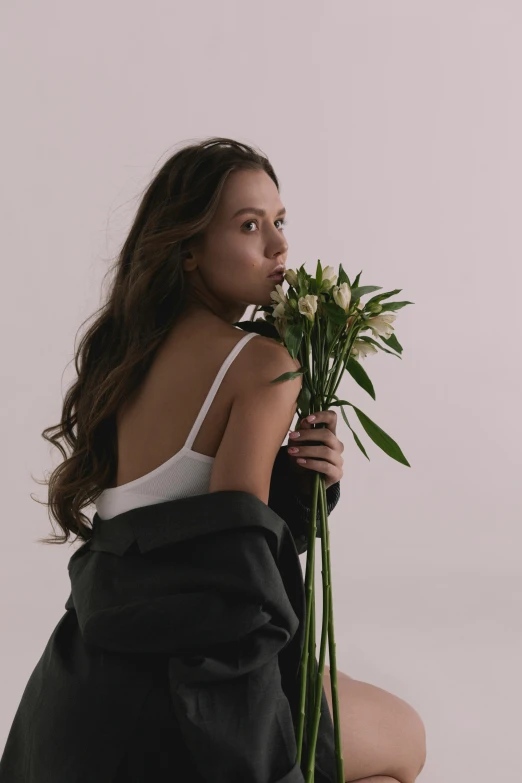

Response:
(321, 666), (426, 783)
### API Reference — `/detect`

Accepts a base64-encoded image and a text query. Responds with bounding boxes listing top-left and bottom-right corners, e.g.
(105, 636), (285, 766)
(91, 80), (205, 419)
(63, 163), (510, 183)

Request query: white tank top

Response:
(95, 331), (260, 520)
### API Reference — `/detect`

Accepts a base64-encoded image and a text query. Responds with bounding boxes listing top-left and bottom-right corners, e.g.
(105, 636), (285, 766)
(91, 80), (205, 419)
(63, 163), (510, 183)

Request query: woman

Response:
(2, 137), (426, 782)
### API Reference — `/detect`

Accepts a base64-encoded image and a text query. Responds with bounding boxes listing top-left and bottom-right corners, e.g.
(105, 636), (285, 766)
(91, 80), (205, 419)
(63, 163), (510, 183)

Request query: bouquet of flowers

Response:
(236, 261), (413, 782)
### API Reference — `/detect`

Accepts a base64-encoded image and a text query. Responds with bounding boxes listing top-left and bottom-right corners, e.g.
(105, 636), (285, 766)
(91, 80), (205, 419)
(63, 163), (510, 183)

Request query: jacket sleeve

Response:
(268, 446), (341, 556)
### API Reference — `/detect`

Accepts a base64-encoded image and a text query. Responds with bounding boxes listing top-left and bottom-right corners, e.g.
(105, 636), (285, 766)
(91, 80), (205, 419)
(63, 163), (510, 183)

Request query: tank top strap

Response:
(183, 331), (260, 451)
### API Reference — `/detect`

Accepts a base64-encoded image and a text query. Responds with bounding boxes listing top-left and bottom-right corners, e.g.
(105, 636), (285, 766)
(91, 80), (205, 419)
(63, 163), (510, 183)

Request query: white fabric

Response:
(95, 331), (259, 520)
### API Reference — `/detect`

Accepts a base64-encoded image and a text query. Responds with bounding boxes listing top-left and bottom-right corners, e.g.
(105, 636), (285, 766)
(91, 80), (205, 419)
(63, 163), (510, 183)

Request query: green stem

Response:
(324, 319), (365, 406)
(304, 475), (329, 781)
(294, 468), (318, 765)
(323, 479), (345, 782)
(295, 471), (345, 781)
(294, 314), (351, 779)
(324, 328), (352, 404)
(307, 572), (316, 745)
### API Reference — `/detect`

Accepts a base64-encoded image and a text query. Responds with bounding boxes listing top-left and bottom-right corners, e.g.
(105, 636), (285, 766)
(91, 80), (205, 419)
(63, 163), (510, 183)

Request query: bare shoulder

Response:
(230, 332), (302, 398)
(208, 333), (302, 504)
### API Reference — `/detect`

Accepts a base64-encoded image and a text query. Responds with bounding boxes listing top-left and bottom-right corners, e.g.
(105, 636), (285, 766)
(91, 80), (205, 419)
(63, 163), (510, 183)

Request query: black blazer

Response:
(0, 447), (341, 783)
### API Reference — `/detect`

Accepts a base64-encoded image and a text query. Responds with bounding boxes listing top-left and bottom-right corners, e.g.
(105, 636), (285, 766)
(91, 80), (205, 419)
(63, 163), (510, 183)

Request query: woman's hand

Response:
(285, 409), (344, 496)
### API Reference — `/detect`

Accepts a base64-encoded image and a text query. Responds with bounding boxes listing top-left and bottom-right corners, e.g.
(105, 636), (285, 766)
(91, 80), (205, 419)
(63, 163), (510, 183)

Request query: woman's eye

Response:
(242, 218), (288, 232)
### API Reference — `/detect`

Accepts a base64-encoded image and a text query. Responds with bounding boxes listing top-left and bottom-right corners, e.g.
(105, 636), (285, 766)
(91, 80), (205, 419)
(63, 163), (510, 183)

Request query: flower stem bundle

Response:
(237, 261), (413, 781)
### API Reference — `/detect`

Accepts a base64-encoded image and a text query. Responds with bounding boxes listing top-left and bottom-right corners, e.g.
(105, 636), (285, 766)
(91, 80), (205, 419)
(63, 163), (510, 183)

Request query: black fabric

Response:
(269, 446), (341, 556)
(0, 449), (341, 783)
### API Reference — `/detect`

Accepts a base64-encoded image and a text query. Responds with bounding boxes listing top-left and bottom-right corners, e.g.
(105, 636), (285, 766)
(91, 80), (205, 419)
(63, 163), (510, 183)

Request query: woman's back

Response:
(97, 311), (261, 517)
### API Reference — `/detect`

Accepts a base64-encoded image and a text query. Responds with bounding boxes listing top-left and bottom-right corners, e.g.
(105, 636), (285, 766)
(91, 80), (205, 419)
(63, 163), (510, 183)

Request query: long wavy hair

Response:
(32, 136), (279, 546)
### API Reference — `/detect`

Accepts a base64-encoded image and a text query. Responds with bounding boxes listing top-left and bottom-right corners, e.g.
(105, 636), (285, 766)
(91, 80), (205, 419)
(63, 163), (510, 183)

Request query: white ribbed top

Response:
(95, 331), (259, 520)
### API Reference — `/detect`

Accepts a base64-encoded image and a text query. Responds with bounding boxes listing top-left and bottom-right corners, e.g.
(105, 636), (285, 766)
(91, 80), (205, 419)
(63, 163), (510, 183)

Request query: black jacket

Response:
(0, 447), (341, 783)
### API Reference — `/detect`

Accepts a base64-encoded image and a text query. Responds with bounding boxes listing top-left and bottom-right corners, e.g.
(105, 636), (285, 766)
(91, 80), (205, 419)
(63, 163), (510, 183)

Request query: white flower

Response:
(332, 282), (352, 313)
(284, 269), (298, 287)
(366, 312), (397, 339)
(350, 339), (378, 359)
(270, 283), (287, 307)
(298, 294), (318, 323)
(272, 301), (286, 318)
(321, 266), (337, 290)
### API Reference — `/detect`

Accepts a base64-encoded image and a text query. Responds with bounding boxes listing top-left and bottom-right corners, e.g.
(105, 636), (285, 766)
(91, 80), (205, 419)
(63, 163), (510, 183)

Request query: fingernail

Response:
(308, 415), (316, 422)
(289, 431), (300, 438)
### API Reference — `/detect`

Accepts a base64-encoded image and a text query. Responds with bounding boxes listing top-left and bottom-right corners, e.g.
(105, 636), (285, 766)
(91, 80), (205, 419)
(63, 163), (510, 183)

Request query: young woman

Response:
(2, 137), (426, 782)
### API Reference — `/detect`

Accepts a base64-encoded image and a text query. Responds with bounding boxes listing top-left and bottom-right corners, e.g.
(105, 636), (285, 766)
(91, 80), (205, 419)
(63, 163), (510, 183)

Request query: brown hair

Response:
(31, 136), (279, 546)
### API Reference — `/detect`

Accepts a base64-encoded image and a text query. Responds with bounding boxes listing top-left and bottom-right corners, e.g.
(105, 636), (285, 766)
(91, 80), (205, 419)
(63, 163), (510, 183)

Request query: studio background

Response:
(1, 2), (520, 781)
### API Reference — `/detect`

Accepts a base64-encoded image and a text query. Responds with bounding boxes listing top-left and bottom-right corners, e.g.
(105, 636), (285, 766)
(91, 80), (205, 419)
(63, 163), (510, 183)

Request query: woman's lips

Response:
(268, 273), (284, 281)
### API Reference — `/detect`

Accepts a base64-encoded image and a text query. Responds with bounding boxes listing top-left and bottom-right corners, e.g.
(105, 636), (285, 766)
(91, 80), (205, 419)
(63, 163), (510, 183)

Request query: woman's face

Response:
(182, 168), (289, 324)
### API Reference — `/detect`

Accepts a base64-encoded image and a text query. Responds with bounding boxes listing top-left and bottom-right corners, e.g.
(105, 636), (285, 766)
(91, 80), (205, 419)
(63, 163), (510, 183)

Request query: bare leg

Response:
(322, 665), (426, 783)
(347, 764), (425, 782)
(347, 778), (403, 783)
(347, 758), (425, 782)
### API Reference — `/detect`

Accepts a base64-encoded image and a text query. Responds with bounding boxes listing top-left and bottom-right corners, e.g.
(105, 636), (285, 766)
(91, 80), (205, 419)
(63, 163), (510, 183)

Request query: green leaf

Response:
(331, 398), (370, 460)
(297, 383), (312, 416)
(345, 357), (376, 400)
(323, 300), (349, 325)
(269, 368), (305, 384)
(350, 285), (382, 302)
(347, 404), (410, 466)
(348, 423), (370, 460)
(364, 288), (402, 306)
(315, 259), (323, 287)
(337, 266), (352, 288)
(325, 315), (339, 345)
(349, 269), (361, 288)
(380, 332), (403, 354)
(284, 322), (303, 360)
(378, 300), (414, 312)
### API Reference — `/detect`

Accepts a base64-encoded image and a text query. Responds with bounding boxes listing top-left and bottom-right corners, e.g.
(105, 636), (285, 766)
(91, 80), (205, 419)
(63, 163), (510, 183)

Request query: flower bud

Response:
(332, 282), (352, 313)
(321, 266), (337, 291)
(284, 269), (298, 287)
